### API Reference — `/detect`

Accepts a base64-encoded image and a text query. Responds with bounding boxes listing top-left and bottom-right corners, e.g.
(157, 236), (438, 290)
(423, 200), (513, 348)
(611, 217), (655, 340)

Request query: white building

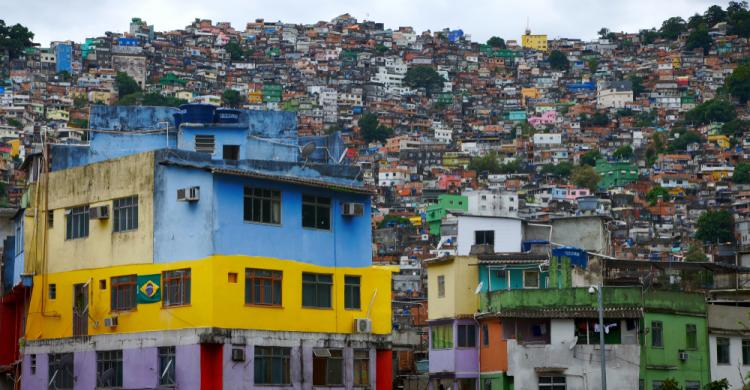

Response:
(378, 167), (408, 187)
(455, 215), (522, 256)
(597, 80), (634, 109)
(433, 121), (453, 144)
(463, 190), (519, 217)
(533, 133), (562, 146)
(708, 305), (750, 389)
(371, 57), (409, 95)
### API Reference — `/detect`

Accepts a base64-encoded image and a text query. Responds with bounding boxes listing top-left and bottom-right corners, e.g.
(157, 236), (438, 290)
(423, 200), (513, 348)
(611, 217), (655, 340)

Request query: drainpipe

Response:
(473, 312), (481, 389)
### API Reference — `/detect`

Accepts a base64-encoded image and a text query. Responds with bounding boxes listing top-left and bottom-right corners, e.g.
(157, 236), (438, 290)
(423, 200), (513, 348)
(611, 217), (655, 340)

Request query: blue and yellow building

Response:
(21, 105), (393, 389)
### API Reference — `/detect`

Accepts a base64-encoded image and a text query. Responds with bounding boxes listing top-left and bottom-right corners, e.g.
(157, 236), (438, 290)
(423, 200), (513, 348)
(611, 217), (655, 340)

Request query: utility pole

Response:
(597, 284), (607, 390)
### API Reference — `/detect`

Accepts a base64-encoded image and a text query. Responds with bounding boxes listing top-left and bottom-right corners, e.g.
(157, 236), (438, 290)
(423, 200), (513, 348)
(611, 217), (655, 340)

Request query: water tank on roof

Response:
(179, 104), (216, 124)
(214, 108), (242, 124)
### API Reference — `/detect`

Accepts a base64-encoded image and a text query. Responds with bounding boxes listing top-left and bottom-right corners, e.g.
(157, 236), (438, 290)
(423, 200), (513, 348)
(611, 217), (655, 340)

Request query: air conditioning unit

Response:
(231, 348), (245, 362)
(678, 351), (689, 361)
(89, 205), (109, 219)
(177, 186), (200, 202)
(354, 318), (372, 334)
(103, 316), (118, 327)
(342, 202), (364, 216)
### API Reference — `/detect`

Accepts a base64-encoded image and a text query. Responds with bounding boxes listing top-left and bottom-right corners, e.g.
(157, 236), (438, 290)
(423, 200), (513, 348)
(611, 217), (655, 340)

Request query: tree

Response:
(669, 129), (703, 152)
(685, 27), (712, 54)
(486, 36), (505, 49)
(629, 75), (645, 97)
(656, 378), (682, 390)
(685, 99), (736, 124)
(726, 63), (750, 104)
(73, 95), (88, 109)
(660, 17), (687, 40)
(688, 13), (707, 30)
(468, 152), (501, 174)
(580, 150), (601, 167)
(727, 1), (750, 37)
(734, 162), (750, 183)
(589, 111), (610, 126)
(639, 29), (659, 45)
(358, 113), (393, 143)
(224, 40), (245, 61)
(721, 118), (750, 137)
(705, 378), (730, 390)
(115, 72), (141, 98)
(646, 186), (670, 205)
(571, 165), (600, 191)
(587, 58), (599, 73)
(222, 89), (243, 108)
(598, 27), (610, 39)
(696, 209), (735, 244)
(612, 145), (633, 160)
(705, 5), (728, 27)
(684, 244), (708, 262)
(548, 50), (569, 71)
(540, 161), (573, 178)
(142, 93), (187, 107)
(0, 20), (35, 60)
(403, 66), (445, 97)
(498, 159), (522, 174)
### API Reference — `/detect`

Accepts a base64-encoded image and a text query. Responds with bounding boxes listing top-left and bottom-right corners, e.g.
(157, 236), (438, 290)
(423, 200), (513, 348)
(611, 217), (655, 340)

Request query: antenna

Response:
(299, 142), (316, 160)
(525, 17), (531, 35)
(337, 148), (348, 164)
(474, 281), (484, 294)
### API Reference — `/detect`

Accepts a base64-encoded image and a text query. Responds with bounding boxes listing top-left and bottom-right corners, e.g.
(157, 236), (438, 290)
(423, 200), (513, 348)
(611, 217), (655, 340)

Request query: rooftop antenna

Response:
(299, 142), (316, 167)
(525, 17), (531, 35)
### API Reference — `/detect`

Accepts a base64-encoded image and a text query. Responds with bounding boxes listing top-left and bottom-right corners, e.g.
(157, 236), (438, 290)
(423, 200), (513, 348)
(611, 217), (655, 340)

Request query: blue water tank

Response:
(179, 104), (216, 124)
(214, 108), (242, 124)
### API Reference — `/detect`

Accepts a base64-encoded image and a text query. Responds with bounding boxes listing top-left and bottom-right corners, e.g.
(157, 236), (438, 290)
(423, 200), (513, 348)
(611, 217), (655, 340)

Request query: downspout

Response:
(473, 312), (481, 389)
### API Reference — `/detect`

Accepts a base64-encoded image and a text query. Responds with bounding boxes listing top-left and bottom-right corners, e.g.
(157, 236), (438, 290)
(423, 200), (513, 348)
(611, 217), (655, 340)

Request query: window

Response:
(302, 273), (332, 308)
(49, 353), (74, 389)
(49, 284), (56, 300)
(651, 321), (663, 347)
(113, 196), (138, 232)
(717, 337), (730, 364)
(523, 270), (540, 288)
(685, 324), (697, 350)
(685, 381), (700, 390)
(431, 324), (453, 349)
(243, 187), (281, 225)
(223, 145), (240, 160)
(30, 354), (36, 375)
(195, 135), (215, 154)
(457, 324), (477, 348)
(245, 269), (282, 306)
(48, 210), (54, 228)
(743, 339), (750, 365)
(254, 346), (290, 385)
(653, 381), (664, 390)
(345, 275), (361, 309)
(313, 349), (343, 386)
(538, 376), (566, 390)
(227, 272), (237, 283)
(65, 206), (89, 240)
(158, 346), (176, 387)
(482, 324), (489, 347)
(96, 350), (123, 388)
(475, 230), (494, 246)
(163, 269), (191, 307)
(437, 275), (445, 298)
(353, 349), (369, 387)
(111, 275), (137, 311)
(302, 195), (331, 230)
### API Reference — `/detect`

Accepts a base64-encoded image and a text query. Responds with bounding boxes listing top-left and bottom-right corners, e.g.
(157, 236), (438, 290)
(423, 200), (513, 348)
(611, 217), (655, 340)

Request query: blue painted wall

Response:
(55, 44), (72, 73)
(90, 132), (177, 164)
(152, 165), (372, 267)
(89, 105), (179, 130)
(478, 265), (548, 292)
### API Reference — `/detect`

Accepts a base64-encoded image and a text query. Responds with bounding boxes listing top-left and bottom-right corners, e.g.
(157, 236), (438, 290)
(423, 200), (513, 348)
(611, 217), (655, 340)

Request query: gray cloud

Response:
(0, 0), (730, 46)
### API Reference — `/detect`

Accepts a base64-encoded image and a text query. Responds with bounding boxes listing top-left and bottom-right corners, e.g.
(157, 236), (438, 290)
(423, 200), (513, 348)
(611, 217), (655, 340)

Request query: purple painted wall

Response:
(124, 347), (158, 388)
(223, 344), (252, 389)
(428, 320), (479, 376)
(74, 350), (96, 390)
(176, 344), (201, 390)
(20, 353), (47, 390)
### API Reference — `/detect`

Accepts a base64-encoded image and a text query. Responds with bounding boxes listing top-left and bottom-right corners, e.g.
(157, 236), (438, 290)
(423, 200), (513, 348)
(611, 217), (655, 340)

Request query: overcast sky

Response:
(0, 0), (732, 47)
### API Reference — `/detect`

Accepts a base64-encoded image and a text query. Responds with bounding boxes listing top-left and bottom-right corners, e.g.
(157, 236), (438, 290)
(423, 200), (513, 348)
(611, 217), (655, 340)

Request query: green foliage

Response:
(612, 145), (633, 160)
(646, 186), (670, 205)
(587, 58), (599, 73)
(468, 152), (501, 174)
(688, 13), (706, 30)
(142, 93), (187, 107)
(540, 161), (573, 178)
(378, 214), (412, 228)
(116, 93), (140, 106)
(0, 20), (35, 60)
(222, 89), (243, 108)
(583, 111), (610, 127)
(73, 95), (88, 109)
(548, 50), (569, 71)
(580, 150), (601, 167)
(375, 44), (388, 53)
(733, 162), (750, 183)
(685, 26), (712, 54)
(571, 165), (600, 191)
(403, 66), (445, 96)
(498, 159), (522, 174)
(721, 118), (750, 137)
(635, 110), (657, 127)
(727, 1), (750, 38)
(6, 117), (22, 129)
(115, 72), (141, 98)
(660, 17), (687, 40)
(705, 378), (730, 390)
(358, 113), (393, 143)
(639, 29), (659, 45)
(486, 36), (505, 48)
(224, 40), (248, 61)
(669, 128), (703, 152)
(705, 5), (728, 26)
(696, 209), (736, 244)
(685, 99), (736, 124)
(56, 70), (71, 81)
(68, 118), (88, 129)
(726, 62), (750, 104)
(628, 75), (645, 97)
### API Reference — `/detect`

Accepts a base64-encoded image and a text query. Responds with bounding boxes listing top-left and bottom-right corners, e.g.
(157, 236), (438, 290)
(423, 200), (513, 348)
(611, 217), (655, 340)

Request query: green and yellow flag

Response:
(137, 274), (161, 303)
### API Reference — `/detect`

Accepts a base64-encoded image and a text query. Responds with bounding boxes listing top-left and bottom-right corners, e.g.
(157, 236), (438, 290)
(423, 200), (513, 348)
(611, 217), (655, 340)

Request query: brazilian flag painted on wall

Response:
(137, 274), (161, 303)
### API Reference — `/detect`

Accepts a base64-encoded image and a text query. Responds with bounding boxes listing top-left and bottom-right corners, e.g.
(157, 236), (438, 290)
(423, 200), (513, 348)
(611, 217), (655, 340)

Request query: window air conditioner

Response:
(89, 205), (110, 219)
(354, 318), (372, 334)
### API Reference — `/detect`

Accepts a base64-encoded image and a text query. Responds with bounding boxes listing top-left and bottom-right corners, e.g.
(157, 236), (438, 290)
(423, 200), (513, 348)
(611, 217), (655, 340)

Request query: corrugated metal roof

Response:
(480, 306), (643, 319)
(211, 167), (375, 195)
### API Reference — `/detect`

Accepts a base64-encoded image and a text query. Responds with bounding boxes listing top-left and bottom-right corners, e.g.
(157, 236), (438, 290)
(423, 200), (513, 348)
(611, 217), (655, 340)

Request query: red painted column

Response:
(376, 349), (393, 390)
(200, 344), (223, 390)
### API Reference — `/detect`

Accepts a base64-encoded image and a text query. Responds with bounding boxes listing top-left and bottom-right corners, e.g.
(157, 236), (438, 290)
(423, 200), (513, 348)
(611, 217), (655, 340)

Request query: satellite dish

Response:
(569, 336), (578, 350)
(474, 281), (484, 294)
(300, 142), (316, 159)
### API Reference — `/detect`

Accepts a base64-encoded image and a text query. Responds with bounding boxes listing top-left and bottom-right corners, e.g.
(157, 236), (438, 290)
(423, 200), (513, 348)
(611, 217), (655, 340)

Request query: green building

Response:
(595, 160), (639, 189)
(425, 194), (468, 236)
(262, 84), (282, 103)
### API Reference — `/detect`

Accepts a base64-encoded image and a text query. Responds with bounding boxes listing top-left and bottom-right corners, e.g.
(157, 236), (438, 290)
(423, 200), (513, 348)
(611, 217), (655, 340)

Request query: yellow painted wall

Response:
(25, 255), (394, 340)
(427, 257), (478, 320)
(522, 34), (548, 51)
(24, 152), (155, 275)
(8, 139), (20, 157)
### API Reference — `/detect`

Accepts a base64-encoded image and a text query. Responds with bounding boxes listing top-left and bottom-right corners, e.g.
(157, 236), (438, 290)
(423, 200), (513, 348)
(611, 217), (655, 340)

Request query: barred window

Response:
(243, 187), (281, 225)
(254, 346), (291, 385)
(158, 346), (176, 387)
(65, 206), (89, 240)
(96, 350), (123, 388)
(49, 353), (74, 389)
(163, 269), (191, 307)
(111, 275), (136, 311)
(113, 196), (138, 232)
(245, 269), (282, 306)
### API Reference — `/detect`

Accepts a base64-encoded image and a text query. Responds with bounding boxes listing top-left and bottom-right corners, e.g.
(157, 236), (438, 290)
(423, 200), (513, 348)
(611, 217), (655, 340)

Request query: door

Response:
(73, 283), (88, 336)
